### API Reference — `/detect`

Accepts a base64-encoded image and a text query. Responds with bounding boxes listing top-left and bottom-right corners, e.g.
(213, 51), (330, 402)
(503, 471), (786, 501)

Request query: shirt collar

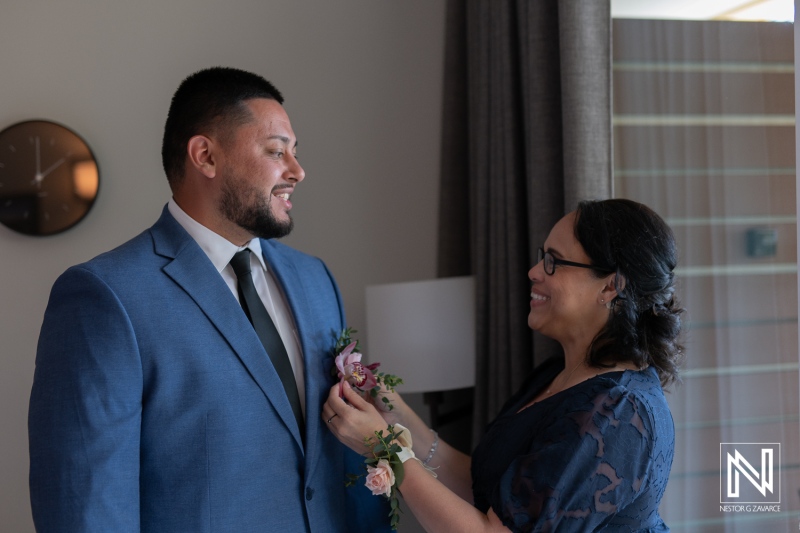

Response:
(167, 198), (267, 273)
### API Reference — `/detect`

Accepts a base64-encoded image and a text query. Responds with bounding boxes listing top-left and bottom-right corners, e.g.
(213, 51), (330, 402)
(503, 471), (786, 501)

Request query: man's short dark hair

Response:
(161, 67), (284, 186)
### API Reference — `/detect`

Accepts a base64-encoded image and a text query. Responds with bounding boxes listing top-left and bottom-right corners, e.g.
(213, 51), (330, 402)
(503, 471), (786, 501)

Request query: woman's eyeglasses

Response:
(537, 247), (614, 276)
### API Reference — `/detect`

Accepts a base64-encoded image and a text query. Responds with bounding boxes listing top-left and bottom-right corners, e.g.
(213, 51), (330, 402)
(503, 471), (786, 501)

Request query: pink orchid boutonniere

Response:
(333, 327), (403, 410)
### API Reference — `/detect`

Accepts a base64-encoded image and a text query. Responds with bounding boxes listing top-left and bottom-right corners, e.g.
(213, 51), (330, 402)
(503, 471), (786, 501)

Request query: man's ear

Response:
(186, 135), (216, 178)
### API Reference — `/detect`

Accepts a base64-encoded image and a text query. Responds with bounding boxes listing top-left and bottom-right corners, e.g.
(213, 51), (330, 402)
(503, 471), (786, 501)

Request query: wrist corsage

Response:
(333, 327), (403, 410)
(347, 423), (435, 530)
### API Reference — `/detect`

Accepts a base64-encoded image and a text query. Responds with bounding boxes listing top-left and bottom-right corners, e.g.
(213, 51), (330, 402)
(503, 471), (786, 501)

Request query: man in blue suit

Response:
(29, 67), (389, 532)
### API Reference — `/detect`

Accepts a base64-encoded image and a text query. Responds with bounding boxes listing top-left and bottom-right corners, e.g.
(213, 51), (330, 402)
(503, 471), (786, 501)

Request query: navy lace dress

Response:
(471, 356), (674, 532)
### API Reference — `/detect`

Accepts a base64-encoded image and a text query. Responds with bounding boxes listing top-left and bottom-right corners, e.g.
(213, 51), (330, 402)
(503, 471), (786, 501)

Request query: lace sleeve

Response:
(489, 384), (659, 533)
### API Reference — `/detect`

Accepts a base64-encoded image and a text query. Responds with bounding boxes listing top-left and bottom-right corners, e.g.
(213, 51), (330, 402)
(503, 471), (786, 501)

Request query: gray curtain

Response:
(437, 0), (613, 444)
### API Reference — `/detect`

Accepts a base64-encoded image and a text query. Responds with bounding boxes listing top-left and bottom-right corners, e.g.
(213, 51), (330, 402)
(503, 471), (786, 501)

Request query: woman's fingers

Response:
(326, 382), (343, 407)
(325, 380), (374, 416)
(322, 381), (395, 455)
(341, 381), (370, 410)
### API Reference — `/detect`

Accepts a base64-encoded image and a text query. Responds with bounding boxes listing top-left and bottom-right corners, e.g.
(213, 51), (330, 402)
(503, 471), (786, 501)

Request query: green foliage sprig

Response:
(346, 425), (405, 530)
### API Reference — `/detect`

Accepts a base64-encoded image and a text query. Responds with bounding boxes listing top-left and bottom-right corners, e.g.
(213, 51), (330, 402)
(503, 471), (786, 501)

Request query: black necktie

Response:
(230, 249), (304, 437)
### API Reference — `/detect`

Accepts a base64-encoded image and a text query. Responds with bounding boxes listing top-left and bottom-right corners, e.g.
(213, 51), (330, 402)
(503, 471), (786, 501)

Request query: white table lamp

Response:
(365, 276), (476, 394)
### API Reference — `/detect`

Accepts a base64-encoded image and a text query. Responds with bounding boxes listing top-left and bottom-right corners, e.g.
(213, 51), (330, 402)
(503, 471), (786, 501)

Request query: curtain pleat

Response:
(466, 0), (532, 441)
(557, 0), (614, 203)
(437, 0), (471, 279)
(437, 0), (612, 445)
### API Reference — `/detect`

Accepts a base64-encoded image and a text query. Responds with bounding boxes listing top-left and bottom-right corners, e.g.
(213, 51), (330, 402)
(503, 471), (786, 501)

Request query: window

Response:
(612, 6), (797, 530)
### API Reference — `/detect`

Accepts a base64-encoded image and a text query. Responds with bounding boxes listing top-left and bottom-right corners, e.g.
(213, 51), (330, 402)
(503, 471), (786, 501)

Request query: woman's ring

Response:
(327, 414), (339, 424)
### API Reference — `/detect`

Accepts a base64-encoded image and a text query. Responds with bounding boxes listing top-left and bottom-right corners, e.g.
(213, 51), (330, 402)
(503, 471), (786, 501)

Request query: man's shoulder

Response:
(75, 207), (188, 274)
(79, 230), (155, 271)
(60, 223), (174, 291)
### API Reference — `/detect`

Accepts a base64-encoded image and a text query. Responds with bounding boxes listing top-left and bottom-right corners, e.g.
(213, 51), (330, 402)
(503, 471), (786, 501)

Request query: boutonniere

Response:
(332, 327), (403, 410)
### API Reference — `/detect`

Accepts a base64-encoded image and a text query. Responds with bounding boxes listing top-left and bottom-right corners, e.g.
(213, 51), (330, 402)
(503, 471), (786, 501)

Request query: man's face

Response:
(218, 98), (304, 240)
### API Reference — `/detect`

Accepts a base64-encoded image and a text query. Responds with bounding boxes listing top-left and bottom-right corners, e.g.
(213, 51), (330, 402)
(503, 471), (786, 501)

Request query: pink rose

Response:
(364, 459), (395, 497)
(334, 341), (378, 396)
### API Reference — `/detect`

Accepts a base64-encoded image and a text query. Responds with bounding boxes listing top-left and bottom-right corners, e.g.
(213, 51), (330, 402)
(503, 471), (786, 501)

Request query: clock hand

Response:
(32, 155), (68, 189)
(37, 154), (69, 182)
(35, 136), (41, 175)
(32, 137), (43, 187)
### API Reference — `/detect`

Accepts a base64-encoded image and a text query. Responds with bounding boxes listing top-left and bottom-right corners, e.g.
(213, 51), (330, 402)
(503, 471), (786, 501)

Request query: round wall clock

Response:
(0, 120), (99, 236)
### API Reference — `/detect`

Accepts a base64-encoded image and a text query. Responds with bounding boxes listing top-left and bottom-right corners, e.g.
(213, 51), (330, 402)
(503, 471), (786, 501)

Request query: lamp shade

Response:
(365, 276), (475, 393)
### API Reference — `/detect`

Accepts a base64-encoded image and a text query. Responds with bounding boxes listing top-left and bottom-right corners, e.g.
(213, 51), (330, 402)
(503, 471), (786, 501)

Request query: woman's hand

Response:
(322, 381), (393, 455)
(364, 381), (407, 426)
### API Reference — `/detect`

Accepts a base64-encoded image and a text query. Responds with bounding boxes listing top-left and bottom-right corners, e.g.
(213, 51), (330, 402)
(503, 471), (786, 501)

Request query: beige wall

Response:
(0, 1), (445, 530)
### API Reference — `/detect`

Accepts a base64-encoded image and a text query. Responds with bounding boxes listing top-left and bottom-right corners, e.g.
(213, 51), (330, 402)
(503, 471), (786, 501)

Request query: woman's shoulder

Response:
(584, 365), (667, 405)
(574, 366), (674, 440)
(608, 366), (670, 414)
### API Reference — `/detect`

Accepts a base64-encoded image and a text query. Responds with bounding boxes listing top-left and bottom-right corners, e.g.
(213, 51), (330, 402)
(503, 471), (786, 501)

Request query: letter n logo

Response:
(720, 443), (780, 504)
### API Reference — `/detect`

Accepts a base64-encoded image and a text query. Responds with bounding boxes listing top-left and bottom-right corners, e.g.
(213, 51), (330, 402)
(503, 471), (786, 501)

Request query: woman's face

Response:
(528, 211), (611, 347)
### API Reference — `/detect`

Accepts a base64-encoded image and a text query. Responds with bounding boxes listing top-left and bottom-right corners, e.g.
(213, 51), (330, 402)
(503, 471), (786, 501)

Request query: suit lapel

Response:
(260, 241), (328, 476)
(150, 208), (304, 452)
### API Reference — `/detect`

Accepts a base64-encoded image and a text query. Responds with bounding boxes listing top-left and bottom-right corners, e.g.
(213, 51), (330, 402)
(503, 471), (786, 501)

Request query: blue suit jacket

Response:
(29, 206), (389, 532)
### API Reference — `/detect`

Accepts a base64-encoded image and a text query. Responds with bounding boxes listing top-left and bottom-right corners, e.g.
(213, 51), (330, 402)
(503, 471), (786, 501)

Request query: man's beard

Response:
(219, 177), (293, 240)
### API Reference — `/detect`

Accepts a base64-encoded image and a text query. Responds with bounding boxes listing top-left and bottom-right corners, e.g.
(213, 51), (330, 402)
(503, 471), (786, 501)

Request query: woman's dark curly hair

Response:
(574, 199), (684, 388)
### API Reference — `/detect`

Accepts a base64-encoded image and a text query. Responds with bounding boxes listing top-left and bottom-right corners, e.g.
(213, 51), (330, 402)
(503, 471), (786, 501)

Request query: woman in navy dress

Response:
(324, 199), (683, 532)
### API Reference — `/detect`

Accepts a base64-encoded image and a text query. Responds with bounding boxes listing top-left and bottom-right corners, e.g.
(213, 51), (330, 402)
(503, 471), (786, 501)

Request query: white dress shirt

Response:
(168, 199), (306, 415)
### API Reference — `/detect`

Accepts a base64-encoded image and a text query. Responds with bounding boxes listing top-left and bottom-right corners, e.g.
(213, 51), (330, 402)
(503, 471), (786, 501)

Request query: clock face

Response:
(0, 120), (99, 236)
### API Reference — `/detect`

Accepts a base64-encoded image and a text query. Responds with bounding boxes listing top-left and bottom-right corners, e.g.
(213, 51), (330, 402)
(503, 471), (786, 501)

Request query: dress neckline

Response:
(514, 365), (631, 415)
